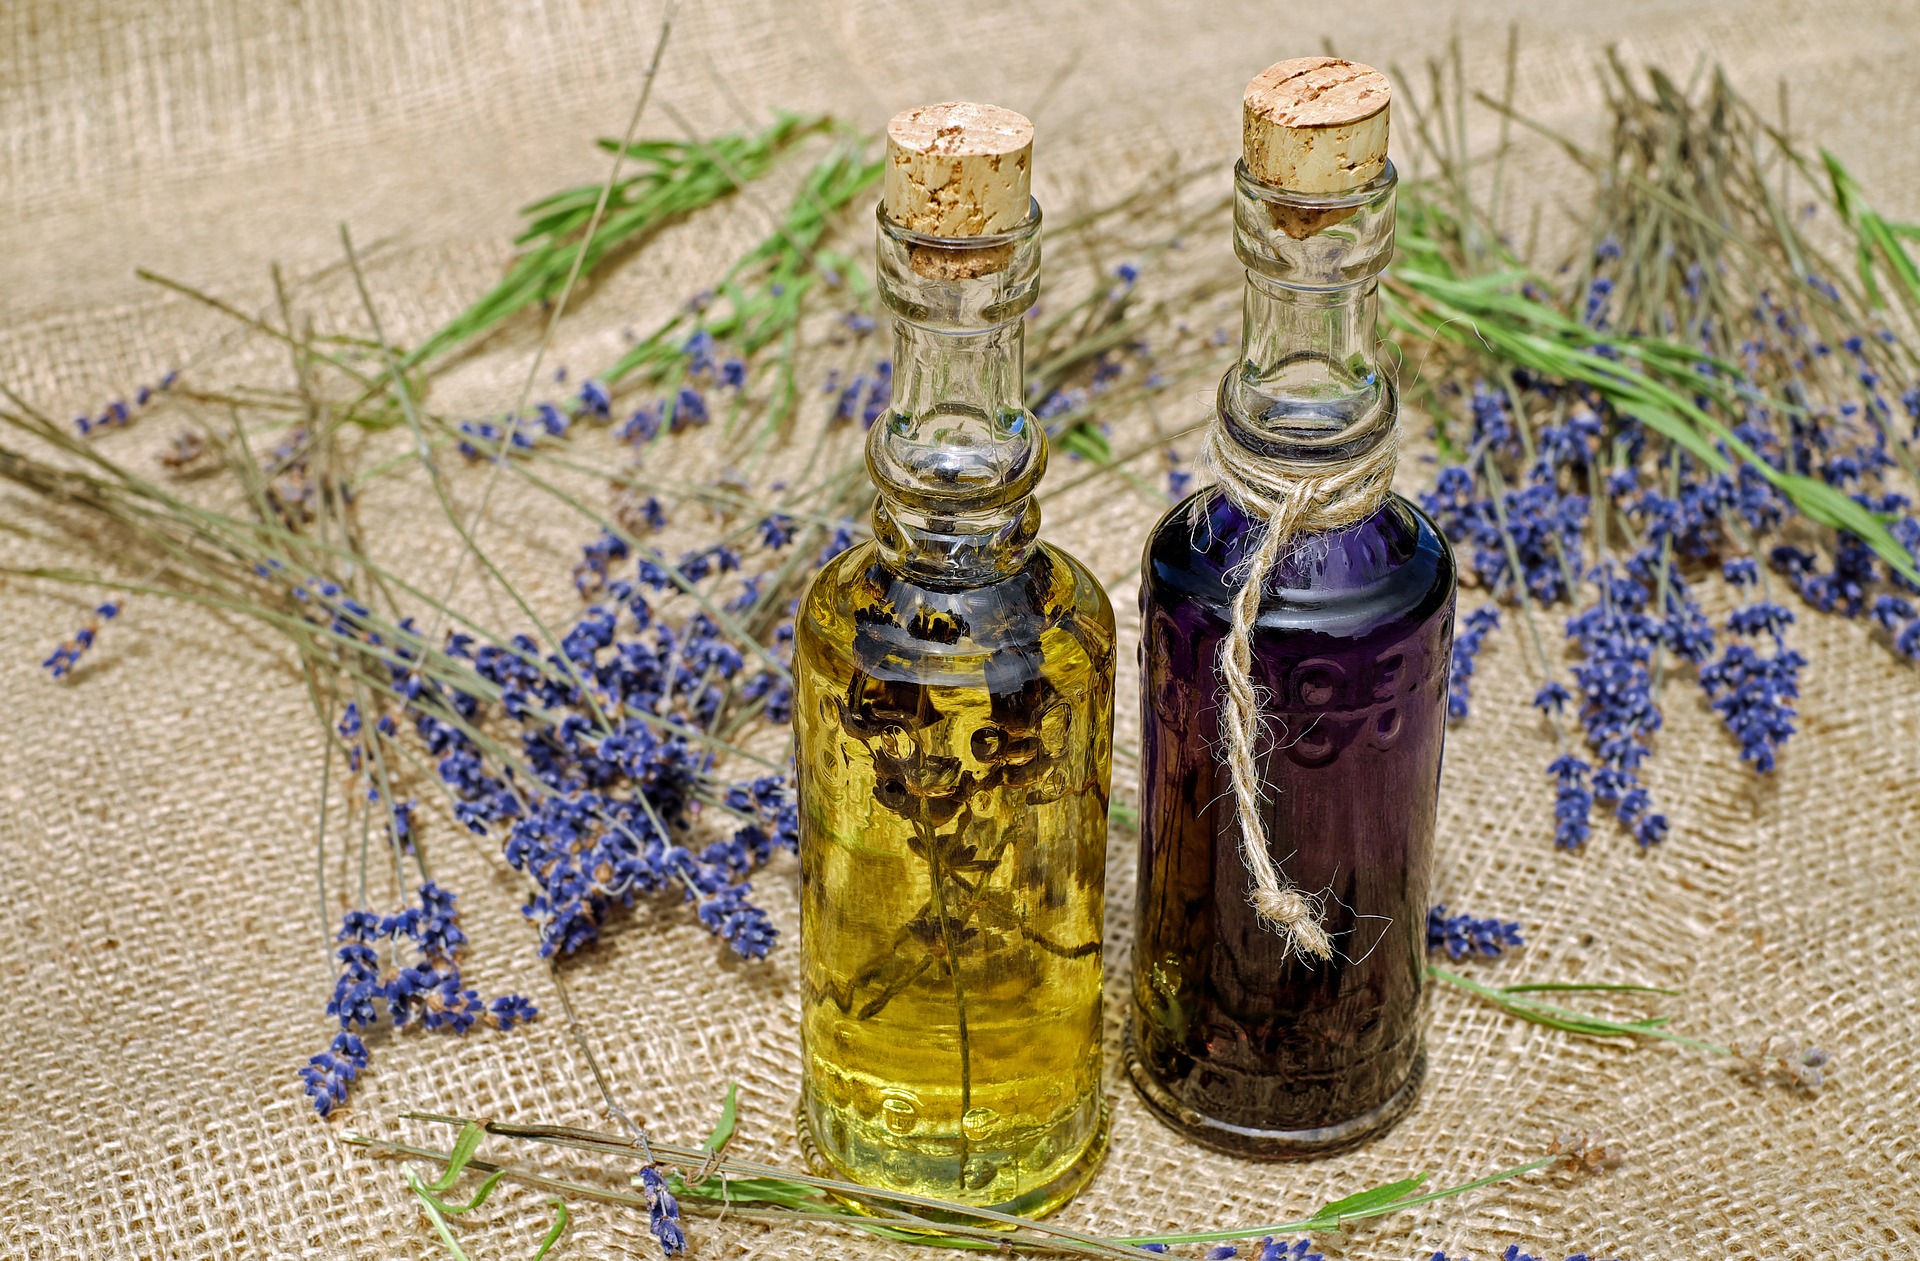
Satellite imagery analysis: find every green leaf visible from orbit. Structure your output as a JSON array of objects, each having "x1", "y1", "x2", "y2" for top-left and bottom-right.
[
  {"x1": 1390, "y1": 250, "x2": 1920, "y2": 586},
  {"x1": 407, "y1": 1167, "x2": 571, "y2": 1261},
  {"x1": 669, "y1": 1174, "x2": 828, "y2": 1210},
  {"x1": 531, "y1": 1199, "x2": 571, "y2": 1261},
  {"x1": 428, "y1": 1122, "x2": 489, "y2": 1195},
  {"x1": 426, "y1": 1170, "x2": 511, "y2": 1216},
  {"x1": 1428, "y1": 965, "x2": 1730, "y2": 1055},
  {"x1": 1054, "y1": 423, "x2": 1114, "y2": 464},
  {"x1": 1773, "y1": 472, "x2": 1919, "y2": 585},
  {"x1": 409, "y1": 1125, "x2": 509, "y2": 1217},
  {"x1": 1610, "y1": 399, "x2": 1727, "y2": 471},
  {"x1": 1824, "y1": 148, "x2": 1920, "y2": 310},
  {"x1": 407, "y1": 1168, "x2": 475, "y2": 1261},
  {"x1": 1300, "y1": 1175, "x2": 1428, "y2": 1231},
  {"x1": 407, "y1": 114, "x2": 825, "y2": 370},
  {"x1": 595, "y1": 139, "x2": 886, "y2": 432},
  {"x1": 703, "y1": 1083, "x2": 740, "y2": 1155}
]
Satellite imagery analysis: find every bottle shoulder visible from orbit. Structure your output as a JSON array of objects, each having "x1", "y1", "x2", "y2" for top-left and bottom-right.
[
  {"x1": 1142, "y1": 489, "x2": 1455, "y2": 637},
  {"x1": 799, "y1": 539, "x2": 1116, "y2": 686}
]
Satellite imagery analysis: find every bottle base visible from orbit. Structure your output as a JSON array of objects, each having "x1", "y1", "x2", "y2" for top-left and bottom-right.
[
  {"x1": 1122, "y1": 1025, "x2": 1425, "y2": 1160},
  {"x1": 794, "y1": 1092, "x2": 1110, "y2": 1222}
]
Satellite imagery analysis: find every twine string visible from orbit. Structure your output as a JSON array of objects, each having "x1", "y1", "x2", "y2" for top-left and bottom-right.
[{"x1": 1203, "y1": 415, "x2": 1400, "y2": 960}]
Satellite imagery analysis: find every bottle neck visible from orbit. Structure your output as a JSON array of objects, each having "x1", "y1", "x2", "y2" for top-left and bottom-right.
[
  {"x1": 868, "y1": 204, "x2": 1045, "y2": 587},
  {"x1": 1222, "y1": 160, "x2": 1398, "y2": 468},
  {"x1": 888, "y1": 317, "x2": 1027, "y2": 429}
]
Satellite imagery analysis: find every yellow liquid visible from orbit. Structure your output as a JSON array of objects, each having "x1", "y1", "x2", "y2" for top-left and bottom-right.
[{"x1": 793, "y1": 538, "x2": 1115, "y2": 1217}]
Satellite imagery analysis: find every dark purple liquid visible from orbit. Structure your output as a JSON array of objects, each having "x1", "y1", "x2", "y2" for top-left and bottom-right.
[{"x1": 1126, "y1": 488, "x2": 1455, "y2": 1157}]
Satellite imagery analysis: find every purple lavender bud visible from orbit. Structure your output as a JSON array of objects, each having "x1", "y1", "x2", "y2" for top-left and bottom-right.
[{"x1": 578, "y1": 379, "x2": 611, "y2": 417}]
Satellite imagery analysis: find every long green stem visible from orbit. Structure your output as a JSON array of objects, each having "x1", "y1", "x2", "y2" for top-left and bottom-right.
[
  {"x1": 414, "y1": 4, "x2": 680, "y2": 668},
  {"x1": 1430, "y1": 965, "x2": 1730, "y2": 1055},
  {"x1": 337, "y1": 223, "x2": 615, "y2": 733},
  {"x1": 365, "y1": 1114, "x2": 1565, "y2": 1257},
  {"x1": 920, "y1": 816, "x2": 974, "y2": 1179}
]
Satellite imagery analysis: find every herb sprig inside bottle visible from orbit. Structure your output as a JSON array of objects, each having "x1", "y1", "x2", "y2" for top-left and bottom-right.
[{"x1": 793, "y1": 101, "x2": 1117, "y2": 1218}]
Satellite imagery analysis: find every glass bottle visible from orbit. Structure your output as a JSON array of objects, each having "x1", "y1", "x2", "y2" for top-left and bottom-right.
[
  {"x1": 1125, "y1": 65, "x2": 1455, "y2": 1158},
  {"x1": 793, "y1": 104, "x2": 1114, "y2": 1216}
]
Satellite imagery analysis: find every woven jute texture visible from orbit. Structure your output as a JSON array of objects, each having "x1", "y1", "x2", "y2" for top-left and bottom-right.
[{"x1": 4, "y1": 2, "x2": 1919, "y2": 1258}]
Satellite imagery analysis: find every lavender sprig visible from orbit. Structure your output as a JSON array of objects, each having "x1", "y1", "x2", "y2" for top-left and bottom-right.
[
  {"x1": 1545, "y1": 753, "x2": 1594, "y2": 850},
  {"x1": 1447, "y1": 604, "x2": 1502, "y2": 720},
  {"x1": 1390, "y1": 52, "x2": 1920, "y2": 854},
  {"x1": 41, "y1": 601, "x2": 120, "y2": 679},
  {"x1": 357, "y1": 1107, "x2": 1579, "y2": 1261},
  {"x1": 309, "y1": 882, "x2": 538, "y2": 1117},
  {"x1": 1427, "y1": 905, "x2": 1526, "y2": 959},
  {"x1": 71, "y1": 370, "x2": 178, "y2": 436},
  {"x1": 1700, "y1": 602, "x2": 1806, "y2": 773},
  {"x1": 1428, "y1": 964, "x2": 1748, "y2": 1062},
  {"x1": 1564, "y1": 564, "x2": 1668, "y2": 848},
  {"x1": 638, "y1": 1166, "x2": 688, "y2": 1255}
]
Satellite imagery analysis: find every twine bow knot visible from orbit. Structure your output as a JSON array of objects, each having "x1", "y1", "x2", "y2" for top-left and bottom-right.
[{"x1": 1201, "y1": 416, "x2": 1401, "y2": 961}]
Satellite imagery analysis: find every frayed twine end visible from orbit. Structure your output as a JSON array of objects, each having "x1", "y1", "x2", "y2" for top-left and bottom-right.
[{"x1": 1249, "y1": 886, "x2": 1334, "y2": 959}]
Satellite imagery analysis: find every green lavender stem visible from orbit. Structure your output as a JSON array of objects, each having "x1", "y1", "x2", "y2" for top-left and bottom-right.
[
  {"x1": 919, "y1": 816, "x2": 975, "y2": 1178},
  {"x1": 356, "y1": 1112, "x2": 1567, "y2": 1258},
  {"x1": 1429, "y1": 965, "x2": 1731, "y2": 1055}
]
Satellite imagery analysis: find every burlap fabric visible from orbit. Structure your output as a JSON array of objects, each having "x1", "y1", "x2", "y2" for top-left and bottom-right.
[{"x1": 4, "y1": 2, "x2": 1918, "y2": 1257}]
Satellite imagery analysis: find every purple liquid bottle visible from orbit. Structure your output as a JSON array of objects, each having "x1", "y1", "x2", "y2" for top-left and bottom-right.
[{"x1": 1124, "y1": 59, "x2": 1455, "y2": 1157}]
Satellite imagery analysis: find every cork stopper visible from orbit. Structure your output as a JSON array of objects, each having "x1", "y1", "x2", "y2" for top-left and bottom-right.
[
  {"x1": 1242, "y1": 58, "x2": 1391, "y2": 238},
  {"x1": 884, "y1": 101, "x2": 1034, "y2": 279}
]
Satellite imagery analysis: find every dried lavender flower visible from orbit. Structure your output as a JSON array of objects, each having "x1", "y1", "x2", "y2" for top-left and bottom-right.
[
  {"x1": 1447, "y1": 605, "x2": 1502, "y2": 721},
  {"x1": 1427, "y1": 905, "x2": 1526, "y2": 959},
  {"x1": 42, "y1": 602, "x2": 120, "y2": 679},
  {"x1": 1730, "y1": 1032, "x2": 1832, "y2": 1091},
  {"x1": 638, "y1": 1166, "x2": 687, "y2": 1256},
  {"x1": 1547, "y1": 754, "x2": 1594, "y2": 849},
  {"x1": 1547, "y1": 1131, "x2": 1622, "y2": 1175},
  {"x1": 309, "y1": 883, "x2": 537, "y2": 1116},
  {"x1": 71, "y1": 370, "x2": 178, "y2": 436}
]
